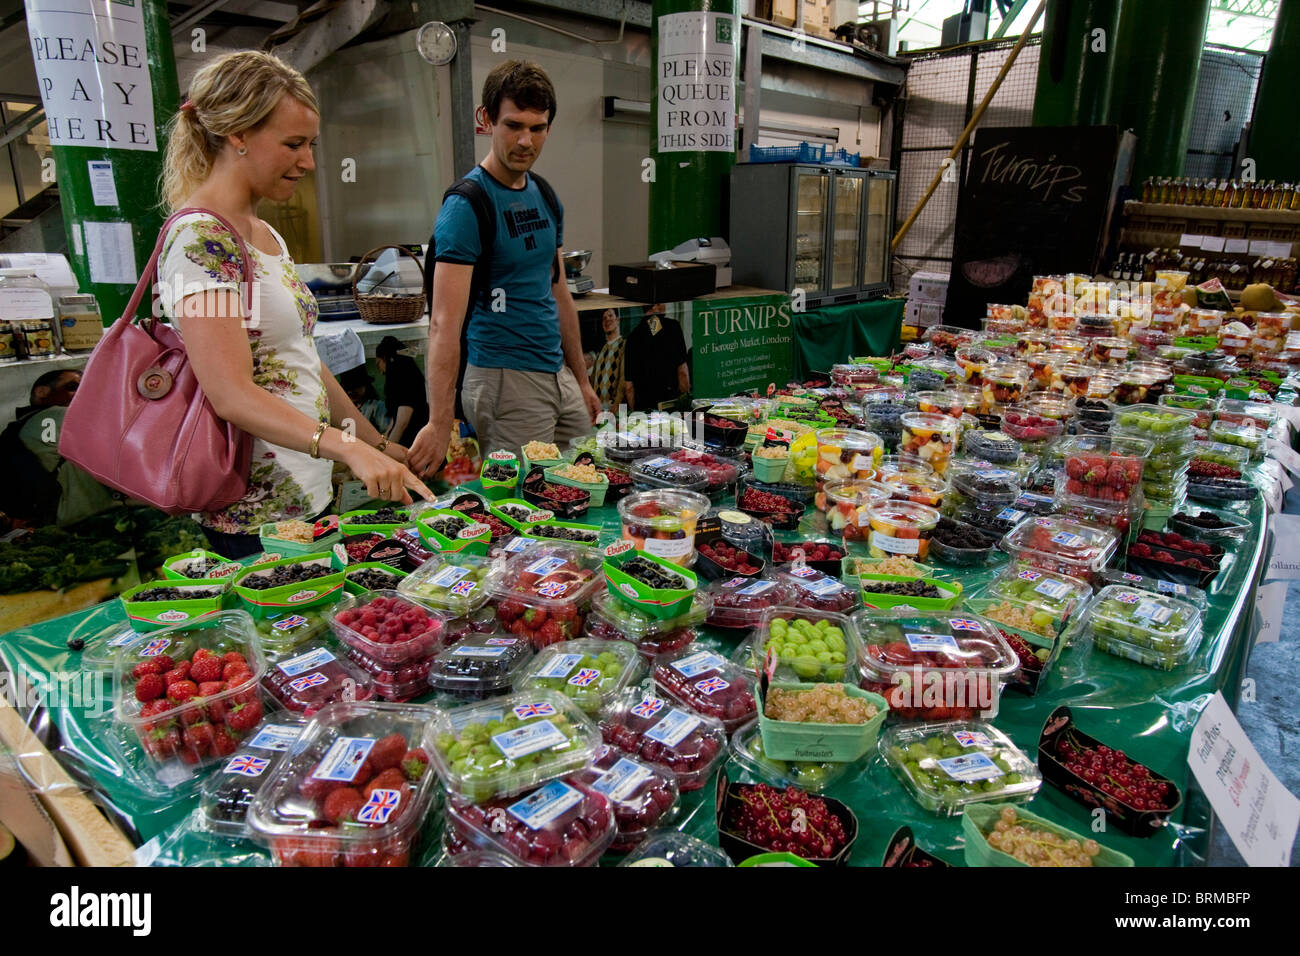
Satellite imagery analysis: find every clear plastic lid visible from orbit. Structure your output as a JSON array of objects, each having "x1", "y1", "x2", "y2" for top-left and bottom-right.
[
  {"x1": 752, "y1": 607, "x2": 859, "y2": 683},
  {"x1": 199, "y1": 716, "x2": 308, "y2": 838},
  {"x1": 341, "y1": 644, "x2": 436, "y2": 702},
  {"x1": 705, "y1": 574, "x2": 797, "y2": 629},
  {"x1": 773, "y1": 566, "x2": 861, "y2": 614},
  {"x1": 252, "y1": 605, "x2": 334, "y2": 658},
  {"x1": 1111, "y1": 404, "x2": 1196, "y2": 446},
  {"x1": 482, "y1": 541, "x2": 604, "y2": 614},
  {"x1": 1215, "y1": 398, "x2": 1276, "y2": 429},
  {"x1": 652, "y1": 647, "x2": 759, "y2": 733},
  {"x1": 265, "y1": 642, "x2": 375, "y2": 714},
  {"x1": 999, "y1": 515, "x2": 1119, "y2": 576},
  {"x1": 1097, "y1": 569, "x2": 1208, "y2": 609},
  {"x1": 878, "y1": 470, "x2": 948, "y2": 508},
  {"x1": 726, "y1": 723, "x2": 852, "y2": 794},
  {"x1": 572, "y1": 745, "x2": 681, "y2": 850},
  {"x1": 598, "y1": 686, "x2": 728, "y2": 789},
  {"x1": 855, "y1": 610, "x2": 1018, "y2": 683},
  {"x1": 518, "y1": 638, "x2": 643, "y2": 715},
  {"x1": 584, "y1": 589, "x2": 710, "y2": 660},
  {"x1": 617, "y1": 830, "x2": 735, "y2": 867},
  {"x1": 397, "y1": 552, "x2": 494, "y2": 616},
  {"x1": 247, "y1": 701, "x2": 440, "y2": 866},
  {"x1": 880, "y1": 721, "x2": 1042, "y2": 815},
  {"x1": 668, "y1": 446, "x2": 748, "y2": 492},
  {"x1": 987, "y1": 563, "x2": 1093, "y2": 621},
  {"x1": 426, "y1": 632, "x2": 534, "y2": 700},
  {"x1": 1058, "y1": 435, "x2": 1151, "y2": 502},
  {"x1": 962, "y1": 429, "x2": 1021, "y2": 463},
  {"x1": 1192, "y1": 439, "x2": 1251, "y2": 470},
  {"x1": 630, "y1": 455, "x2": 711, "y2": 492},
  {"x1": 616, "y1": 489, "x2": 711, "y2": 565},
  {"x1": 999, "y1": 406, "x2": 1065, "y2": 442},
  {"x1": 913, "y1": 391, "x2": 975, "y2": 420},
  {"x1": 866, "y1": 500, "x2": 942, "y2": 561},
  {"x1": 813, "y1": 427, "x2": 882, "y2": 481},
  {"x1": 1207, "y1": 418, "x2": 1264, "y2": 450},
  {"x1": 948, "y1": 463, "x2": 1021, "y2": 503},
  {"x1": 425, "y1": 689, "x2": 602, "y2": 802},
  {"x1": 1083, "y1": 585, "x2": 1203, "y2": 656},
  {"x1": 327, "y1": 590, "x2": 449, "y2": 665},
  {"x1": 444, "y1": 776, "x2": 617, "y2": 866},
  {"x1": 876, "y1": 454, "x2": 936, "y2": 481}
]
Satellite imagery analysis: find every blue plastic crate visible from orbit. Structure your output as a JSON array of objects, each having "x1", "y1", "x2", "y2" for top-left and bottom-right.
[{"x1": 747, "y1": 143, "x2": 826, "y2": 164}]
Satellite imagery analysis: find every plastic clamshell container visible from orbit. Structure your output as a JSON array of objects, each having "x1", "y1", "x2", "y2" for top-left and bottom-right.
[
  {"x1": 198, "y1": 716, "x2": 308, "y2": 838},
  {"x1": 773, "y1": 565, "x2": 861, "y2": 614},
  {"x1": 252, "y1": 606, "x2": 333, "y2": 660},
  {"x1": 598, "y1": 686, "x2": 728, "y2": 790},
  {"x1": 880, "y1": 720, "x2": 1042, "y2": 814},
  {"x1": 987, "y1": 563, "x2": 1092, "y2": 623},
  {"x1": 342, "y1": 563, "x2": 408, "y2": 596},
  {"x1": 584, "y1": 589, "x2": 709, "y2": 661},
  {"x1": 1083, "y1": 586, "x2": 1202, "y2": 667},
  {"x1": 1192, "y1": 439, "x2": 1251, "y2": 471},
  {"x1": 1167, "y1": 510, "x2": 1250, "y2": 541},
  {"x1": 337, "y1": 509, "x2": 412, "y2": 536},
  {"x1": 231, "y1": 554, "x2": 346, "y2": 618},
  {"x1": 653, "y1": 647, "x2": 758, "y2": 734},
  {"x1": 855, "y1": 610, "x2": 1019, "y2": 721},
  {"x1": 616, "y1": 488, "x2": 710, "y2": 566},
  {"x1": 1111, "y1": 403, "x2": 1196, "y2": 445},
  {"x1": 247, "y1": 701, "x2": 439, "y2": 867},
  {"x1": 668, "y1": 446, "x2": 749, "y2": 501},
  {"x1": 426, "y1": 689, "x2": 602, "y2": 803},
  {"x1": 572, "y1": 745, "x2": 680, "y2": 852},
  {"x1": 517, "y1": 638, "x2": 643, "y2": 715},
  {"x1": 618, "y1": 830, "x2": 735, "y2": 867},
  {"x1": 113, "y1": 610, "x2": 268, "y2": 772},
  {"x1": 1207, "y1": 419, "x2": 1265, "y2": 457},
  {"x1": 162, "y1": 549, "x2": 240, "y2": 582},
  {"x1": 482, "y1": 541, "x2": 603, "y2": 619},
  {"x1": 426, "y1": 632, "x2": 534, "y2": 701},
  {"x1": 264, "y1": 641, "x2": 375, "y2": 714},
  {"x1": 630, "y1": 454, "x2": 710, "y2": 494},
  {"x1": 866, "y1": 500, "x2": 942, "y2": 561},
  {"x1": 396, "y1": 552, "x2": 493, "y2": 617},
  {"x1": 752, "y1": 606, "x2": 860, "y2": 683},
  {"x1": 443, "y1": 776, "x2": 616, "y2": 866},
  {"x1": 727, "y1": 722, "x2": 852, "y2": 794},
  {"x1": 999, "y1": 515, "x2": 1119, "y2": 580},
  {"x1": 757, "y1": 682, "x2": 888, "y2": 762},
  {"x1": 704, "y1": 574, "x2": 796, "y2": 629},
  {"x1": 961, "y1": 803, "x2": 1134, "y2": 867},
  {"x1": 327, "y1": 590, "x2": 449, "y2": 665},
  {"x1": 340, "y1": 644, "x2": 437, "y2": 702},
  {"x1": 119, "y1": 580, "x2": 228, "y2": 632},
  {"x1": 519, "y1": 520, "x2": 602, "y2": 550},
  {"x1": 1215, "y1": 397, "x2": 1277, "y2": 430}
]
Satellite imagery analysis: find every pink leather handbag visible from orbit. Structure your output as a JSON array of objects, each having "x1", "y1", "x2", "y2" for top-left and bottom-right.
[{"x1": 58, "y1": 208, "x2": 254, "y2": 515}]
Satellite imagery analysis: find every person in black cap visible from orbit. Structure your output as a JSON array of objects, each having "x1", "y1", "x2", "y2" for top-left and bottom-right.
[{"x1": 375, "y1": 336, "x2": 429, "y2": 449}]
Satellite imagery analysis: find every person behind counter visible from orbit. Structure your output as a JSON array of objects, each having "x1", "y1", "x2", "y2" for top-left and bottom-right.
[
  {"x1": 590, "y1": 308, "x2": 627, "y2": 411},
  {"x1": 157, "y1": 50, "x2": 432, "y2": 557},
  {"x1": 15, "y1": 369, "x2": 80, "y2": 419},
  {"x1": 375, "y1": 335, "x2": 429, "y2": 449},
  {"x1": 408, "y1": 60, "x2": 600, "y2": 473},
  {"x1": 625, "y1": 303, "x2": 690, "y2": 411}
]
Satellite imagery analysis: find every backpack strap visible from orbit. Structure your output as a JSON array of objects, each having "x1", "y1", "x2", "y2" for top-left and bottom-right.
[
  {"x1": 528, "y1": 171, "x2": 564, "y2": 285},
  {"x1": 427, "y1": 177, "x2": 496, "y2": 310}
]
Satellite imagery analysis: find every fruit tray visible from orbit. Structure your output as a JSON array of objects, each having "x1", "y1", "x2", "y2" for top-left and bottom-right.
[
  {"x1": 397, "y1": 552, "x2": 493, "y2": 617},
  {"x1": 1097, "y1": 569, "x2": 1207, "y2": 609},
  {"x1": 596, "y1": 463, "x2": 634, "y2": 502},
  {"x1": 774, "y1": 565, "x2": 860, "y2": 614},
  {"x1": 1215, "y1": 397, "x2": 1277, "y2": 430},
  {"x1": 986, "y1": 563, "x2": 1091, "y2": 625},
  {"x1": 880, "y1": 720, "x2": 1042, "y2": 815},
  {"x1": 857, "y1": 574, "x2": 962, "y2": 611},
  {"x1": 1167, "y1": 509, "x2": 1250, "y2": 541},
  {"x1": 1083, "y1": 585, "x2": 1203, "y2": 667},
  {"x1": 520, "y1": 466, "x2": 592, "y2": 519},
  {"x1": 1207, "y1": 419, "x2": 1265, "y2": 459},
  {"x1": 119, "y1": 580, "x2": 228, "y2": 632},
  {"x1": 727, "y1": 723, "x2": 852, "y2": 794},
  {"x1": 334, "y1": 532, "x2": 390, "y2": 567},
  {"x1": 427, "y1": 690, "x2": 602, "y2": 803},
  {"x1": 426, "y1": 632, "x2": 533, "y2": 702},
  {"x1": 749, "y1": 607, "x2": 859, "y2": 683},
  {"x1": 603, "y1": 546, "x2": 698, "y2": 620},
  {"x1": 114, "y1": 611, "x2": 269, "y2": 772},
  {"x1": 572, "y1": 745, "x2": 681, "y2": 852},
  {"x1": 1187, "y1": 476, "x2": 1258, "y2": 502},
  {"x1": 693, "y1": 533, "x2": 765, "y2": 581},
  {"x1": 618, "y1": 830, "x2": 735, "y2": 867},
  {"x1": 480, "y1": 450, "x2": 521, "y2": 499},
  {"x1": 343, "y1": 562, "x2": 408, "y2": 596},
  {"x1": 928, "y1": 516, "x2": 999, "y2": 567},
  {"x1": 584, "y1": 589, "x2": 709, "y2": 662},
  {"x1": 483, "y1": 543, "x2": 604, "y2": 649},
  {"x1": 232, "y1": 555, "x2": 347, "y2": 618},
  {"x1": 813, "y1": 426, "x2": 881, "y2": 483},
  {"x1": 162, "y1": 549, "x2": 241, "y2": 582},
  {"x1": 705, "y1": 574, "x2": 796, "y2": 629},
  {"x1": 877, "y1": 470, "x2": 948, "y2": 509},
  {"x1": 198, "y1": 717, "x2": 307, "y2": 838},
  {"x1": 962, "y1": 428, "x2": 1021, "y2": 464},
  {"x1": 855, "y1": 610, "x2": 1018, "y2": 721},
  {"x1": 257, "y1": 518, "x2": 341, "y2": 557},
  {"x1": 490, "y1": 499, "x2": 554, "y2": 533},
  {"x1": 899, "y1": 411, "x2": 960, "y2": 475},
  {"x1": 820, "y1": 480, "x2": 891, "y2": 540},
  {"x1": 866, "y1": 500, "x2": 942, "y2": 562},
  {"x1": 653, "y1": 647, "x2": 758, "y2": 733},
  {"x1": 668, "y1": 446, "x2": 748, "y2": 502},
  {"x1": 416, "y1": 509, "x2": 493, "y2": 555},
  {"x1": 999, "y1": 515, "x2": 1119, "y2": 581},
  {"x1": 545, "y1": 462, "x2": 610, "y2": 508},
  {"x1": 961, "y1": 803, "x2": 1134, "y2": 867},
  {"x1": 252, "y1": 606, "x2": 332, "y2": 661},
  {"x1": 337, "y1": 508, "x2": 413, "y2": 536},
  {"x1": 340, "y1": 644, "x2": 436, "y2": 702},
  {"x1": 757, "y1": 682, "x2": 888, "y2": 762},
  {"x1": 629, "y1": 454, "x2": 709, "y2": 495},
  {"x1": 880, "y1": 826, "x2": 953, "y2": 868},
  {"x1": 617, "y1": 488, "x2": 710, "y2": 566},
  {"x1": 517, "y1": 638, "x2": 643, "y2": 715},
  {"x1": 1126, "y1": 538, "x2": 1222, "y2": 589},
  {"x1": 1057, "y1": 434, "x2": 1151, "y2": 503},
  {"x1": 1111, "y1": 404, "x2": 1196, "y2": 450},
  {"x1": 770, "y1": 539, "x2": 845, "y2": 575},
  {"x1": 715, "y1": 775, "x2": 858, "y2": 866},
  {"x1": 735, "y1": 477, "x2": 809, "y2": 531},
  {"x1": 699, "y1": 408, "x2": 750, "y2": 450},
  {"x1": 599, "y1": 687, "x2": 727, "y2": 789},
  {"x1": 327, "y1": 590, "x2": 448, "y2": 665},
  {"x1": 966, "y1": 603, "x2": 1060, "y2": 696},
  {"x1": 1192, "y1": 438, "x2": 1251, "y2": 472},
  {"x1": 247, "y1": 702, "x2": 439, "y2": 867},
  {"x1": 1038, "y1": 706, "x2": 1184, "y2": 838},
  {"x1": 521, "y1": 520, "x2": 602, "y2": 548},
  {"x1": 264, "y1": 641, "x2": 375, "y2": 714}
]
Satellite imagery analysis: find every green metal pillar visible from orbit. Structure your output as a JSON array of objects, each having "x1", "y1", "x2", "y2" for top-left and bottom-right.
[
  {"x1": 648, "y1": 0, "x2": 739, "y2": 254},
  {"x1": 25, "y1": 0, "x2": 180, "y2": 322},
  {"x1": 1033, "y1": 0, "x2": 1123, "y2": 127},
  {"x1": 1106, "y1": 0, "x2": 1210, "y2": 185},
  {"x1": 1249, "y1": 0, "x2": 1300, "y2": 181}
]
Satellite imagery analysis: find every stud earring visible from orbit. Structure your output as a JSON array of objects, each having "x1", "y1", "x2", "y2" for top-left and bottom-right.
[{"x1": 237, "y1": 146, "x2": 247, "y2": 156}]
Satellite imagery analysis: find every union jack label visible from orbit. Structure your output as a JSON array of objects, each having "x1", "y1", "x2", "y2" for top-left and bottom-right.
[
  {"x1": 568, "y1": 668, "x2": 601, "y2": 687},
  {"x1": 949, "y1": 618, "x2": 982, "y2": 631},
  {"x1": 1116, "y1": 591, "x2": 1140, "y2": 604},
  {"x1": 139, "y1": 638, "x2": 171, "y2": 657},
  {"x1": 450, "y1": 580, "x2": 477, "y2": 596},
  {"x1": 1016, "y1": 570, "x2": 1043, "y2": 581},
  {"x1": 632, "y1": 696, "x2": 664, "y2": 718},
  {"x1": 537, "y1": 581, "x2": 569, "y2": 598},
  {"x1": 224, "y1": 755, "x2": 269, "y2": 777},
  {"x1": 694, "y1": 676, "x2": 729, "y2": 695},
  {"x1": 513, "y1": 701, "x2": 557, "y2": 719},
  {"x1": 289, "y1": 672, "x2": 330, "y2": 692},
  {"x1": 358, "y1": 788, "x2": 402, "y2": 824}
]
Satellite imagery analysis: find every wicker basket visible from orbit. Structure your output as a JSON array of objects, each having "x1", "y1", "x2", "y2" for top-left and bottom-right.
[{"x1": 352, "y1": 244, "x2": 426, "y2": 324}]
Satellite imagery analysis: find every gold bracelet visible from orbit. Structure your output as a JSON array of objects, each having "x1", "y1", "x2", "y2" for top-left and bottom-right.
[
  {"x1": 309, "y1": 421, "x2": 328, "y2": 459},
  {"x1": 376, "y1": 436, "x2": 389, "y2": 453}
]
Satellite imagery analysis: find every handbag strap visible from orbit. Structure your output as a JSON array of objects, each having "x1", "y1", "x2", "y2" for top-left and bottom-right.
[{"x1": 117, "y1": 206, "x2": 257, "y2": 338}]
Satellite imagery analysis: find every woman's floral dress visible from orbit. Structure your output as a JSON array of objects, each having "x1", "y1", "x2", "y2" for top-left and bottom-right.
[{"x1": 159, "y1": 213, "x2": 332, "y2": 533}]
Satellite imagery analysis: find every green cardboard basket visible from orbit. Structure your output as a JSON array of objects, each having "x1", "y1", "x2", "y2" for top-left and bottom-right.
[
  {"x1": 840, "y1": 556, "x2": 937, "y2": 589},
  {"x1": 961, "y1": 803, "x2": 1134, "y2": 867},
  {"x1": 337, "y1": 509, "x2": 413, "y2": 536},
  {"x1": 545, "y1": 463, "x2": 609, "y2": 508},
  {"x1": 521, "y1": 519, "x2": 602, "y2": 548},
  {"x1": 162, "y1": 549, "x2": 241, "y2": 582},
  {"x1": 858, "y1": 574, "x2": 963, "y2": 611},
  {"x1": 231, "y1": 554, "x2": 346, "y2": 619},
  {"x1": 603, "y1": 546, "x2": 697, "y2": 620},
  {"x1": 757, "y1": 682, "x2": 889, "y2": 762},
  {"x1": 737, "y1": 853, "x2": 818, "y2": 867},
  {"x1": 489, "y1": 498, "x2": 554, "y2": 533},
  {"x1": 481, "y1": 450, "x2": 522, "y2": 501},
  {"x1": 257, "y1": 522, "x2": 341, "y2": 557},
  {"x1": 341, "y1": 561, "x2": 409, "y2": 596},
  {"x1": 416, "y1": 509, "x2": 491, "y2": 556},
  {"x1": 119, "y1": 580, "x2": 229, "y2": 632}
]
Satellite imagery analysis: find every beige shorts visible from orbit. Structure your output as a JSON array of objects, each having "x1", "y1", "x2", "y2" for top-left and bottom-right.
[{"x1": 462, "y1": 364, "x2": 593, "y2": 459}]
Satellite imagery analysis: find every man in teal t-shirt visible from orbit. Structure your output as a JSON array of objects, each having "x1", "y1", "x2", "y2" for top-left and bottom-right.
[{"x1": 408, "y1": 61, "x2": 601, "y2": 474}]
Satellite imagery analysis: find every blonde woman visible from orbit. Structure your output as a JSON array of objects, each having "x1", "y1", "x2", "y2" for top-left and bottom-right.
[{"x1": 159, "y1": 51, "x2": 431, "y2": 557}]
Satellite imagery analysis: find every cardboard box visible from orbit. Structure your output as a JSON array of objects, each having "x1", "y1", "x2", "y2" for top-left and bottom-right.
[
  {"x1": 58, "y1": 314, "x2": 104, "y2": 352},
  {"x1": 608, "y1": 261, "x2": 717, "y2": 303},
  {"x1": 905, "y1": 299, "x2": 944, "y2": 329},
  {"x1": 908, "y1": 270, "x2": 950, "y2": 304},
  {"x1": 771, "y1": 0, "x2": 796, "y2": 27}
]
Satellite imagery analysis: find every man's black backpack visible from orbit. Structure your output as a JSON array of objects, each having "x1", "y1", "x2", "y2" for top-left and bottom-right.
[
  {"x1": 425, "y1": 169, "x2": 562, "y2": 420},
  {"x1": 0, "y1": 411, "x2": 62, "y2": 525}
]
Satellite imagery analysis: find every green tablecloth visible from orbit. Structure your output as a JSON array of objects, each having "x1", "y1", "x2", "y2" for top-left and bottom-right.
[
  {"x1": 792, "y1": 299, "x2": 905, "y2": 380},
  {"x1": 0, "y1": 490, "x2": 1267, "y2": 867}
]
